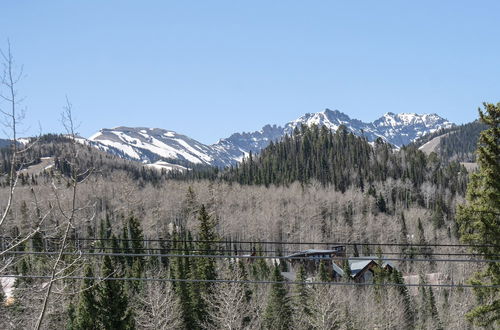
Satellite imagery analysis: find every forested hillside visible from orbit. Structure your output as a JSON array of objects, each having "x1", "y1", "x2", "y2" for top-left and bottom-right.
[
  {"x1": 414, "y1": 120, "x2": 487, "y2": 162},
  {"x1": 0, "y1": 121, "x2": 488, "y2": 329},
  {"x1": 1, "y1": 2, "x2": 498, "y2": 327}
]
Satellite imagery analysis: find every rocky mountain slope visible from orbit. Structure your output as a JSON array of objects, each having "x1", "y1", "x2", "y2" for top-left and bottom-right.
[
  {"x1": 415, "y1": 120, "x2": 485, "y2": 163},
  {"x1": 87, "y1": 109, "x2": 454, "y2": 168}
]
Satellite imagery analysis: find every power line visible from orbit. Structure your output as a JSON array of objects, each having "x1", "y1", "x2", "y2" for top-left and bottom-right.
[
  {"x1": 1, "y1": 236, "x2": 498, "y2": 248},
  {"x1": 3, "y1": 274, "x2": 499, "y2": 289},
  {"x1": 4, "y1": 245, "x2": 498, "y2": 258},
  {"x1": 4, "y1": 250, "x2": 500, "y2": 263}
]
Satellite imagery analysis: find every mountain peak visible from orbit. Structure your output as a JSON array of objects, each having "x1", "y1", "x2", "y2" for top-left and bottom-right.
[{"x1": 86, "y1": 109, "x2": 455, "y2": 169}]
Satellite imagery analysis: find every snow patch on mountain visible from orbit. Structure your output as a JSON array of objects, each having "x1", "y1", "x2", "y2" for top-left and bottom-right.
[{"x1": 87, "y1": 110, "x2": 455, "y2": 169}]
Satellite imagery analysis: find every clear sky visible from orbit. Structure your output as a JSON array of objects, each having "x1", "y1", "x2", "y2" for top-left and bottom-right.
[{"x1": 1, "y1": 1, "x2": 499, "y2": 144}]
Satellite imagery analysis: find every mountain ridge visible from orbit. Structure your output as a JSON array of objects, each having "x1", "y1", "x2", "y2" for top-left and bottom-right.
[{"x1": 87, "y1": 109, "x2": 455, "y2": 168}]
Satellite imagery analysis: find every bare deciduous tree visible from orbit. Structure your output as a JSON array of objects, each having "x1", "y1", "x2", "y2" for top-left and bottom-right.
[
  {"x1": 202, "y1": 264, "x2": 252, "y2": 330},
  {"x1": 306, "y1": 286, "x2": 343, "y2": 330},
  {"x1": 134, "y1": 276, "x2": 183, "y2": 329},
  {"x1": 35, "y1": 99, "x2": 93, "y2": 330},
  {"x1": 0, "y1": 41, "x2": 50, "y2": 273},
  {"x1": 0, "y1": 40, "x2": 24, "y2": 229}
]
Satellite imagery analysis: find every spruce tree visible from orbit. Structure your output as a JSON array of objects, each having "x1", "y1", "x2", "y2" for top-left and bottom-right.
[
  {"x1": 427, "y1": 287, "x2": 443, "y2": 330},
  {"x1": 318, "y1": 260, "x2": 330, "y2": 282},
  {"x1": 376, "y1": 193, "x2": 387, "y2": 213},
  {"x1": 170, "y1": 230, "x2": 195, "y2": 329},
  {"x1": 252, "y1": 244, "x2": 270, "y2": 280},
  {"x1": 66, "y1": 302, "x2": 76, "y2": 330},
  {"x1": 97, "y1": 255, "x2": 135, "y2": 329},
  {"x1": 294, "y1": 264, "x2": 310, "y2": 316},
  {"x1": 190, "y1": 204, "x2": 218, "y2": 326},
  {"x1": 196, "y1": 204, "x2": 217, "y2": 285},
  {"x1": 264, "y1": 265, "x2": 292, "y2": 330},
  {"x1": 391, "y1": 269, "x2": 414, "y2": 326},
  {"x1": 456, "y1": 103, "x2": 500, "y2": 326},
  {"x1": 73, "y1": 265, "x2": 98, "y2": 330},
  {"x1": 342, "y1": 259, "x2": 352, "y2": 281}
]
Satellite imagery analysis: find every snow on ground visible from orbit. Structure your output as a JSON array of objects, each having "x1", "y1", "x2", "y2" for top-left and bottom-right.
[
  {"x1": 145, "y1": 161, "x2": 186, "y2": 172},
  {"x1": 418, "y1": 134, "x2": 448, "y2": 155},
  {"x1": 88, "y1": 131, "x2": 102, "y2": 141},
  {"x1": 147, "y1": 136, "x2": 203, "y2": 164},
  {"x1": 174, "y1": 138, "x2": 213, "y2": 163},
  {"x1": 1, "y1": 277, "x2": 15, "y2": 304},
  {"x1": 18, "y1": 157, "x2": 54, "y2": 175},
  {"x1": 94, "y1": 138, "x2": 141, "y2": 160}
]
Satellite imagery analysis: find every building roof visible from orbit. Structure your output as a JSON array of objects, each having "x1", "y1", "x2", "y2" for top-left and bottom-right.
[
  {"x1": 349, "y1": 259, "x2": 375, "y2": 276},
  {"x1": 281, "y1": 272, "x2": 296, "y2": 282},
  {"x1": 332, "y1": 263, "x2": 344, "y2": 277},
  {"x1": 286, "y1": 247, "x2": 344, "y2": 258},
  {"x1": 331, "y1": 257, "x2": 395, "y2": 278}
]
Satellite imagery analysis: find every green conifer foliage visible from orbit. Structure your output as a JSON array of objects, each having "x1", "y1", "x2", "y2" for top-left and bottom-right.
[
  {"x1": 456, "y1": 103, "x2": 500, "y2": 326},
  {"x1": 391, "y1": 269, "x2": 414, "y2": 327},
  {"x1": 317, "y1": 260, "x2": 330, "y2": 282},
  {"x1": 376, "y1": 193, "x2": 387, "y2": 213},
  {"x1": 427, "y1": 287, "x2": 443, "y2": 330},
  {"x1": 97, "y1": 255, "x2": 135, "y2": 329},
  {"x1": 73, "y1": 265, "x2": 98, "y2": 330},
  {"x1": 252, "y1": 244, "x2": 271, "y2": 280},
  {"x1": 294, "y1": 264, "x2": 310, "y2": 316},
  {"x1": 66, "y1": 302, "x2": 76, "y2": 330},
  {"x1": 342, "y1": 259, "x2": 352, "y2": 281},
  {"x1": 196, "y1": 204, "x2": 217, "y2": 285},
  {"x1": 264, "y1": 265, "x2": 292, "y2": 330},
  {"x1": 189, "y1": 204, "x2": 219, "y2": 327}
]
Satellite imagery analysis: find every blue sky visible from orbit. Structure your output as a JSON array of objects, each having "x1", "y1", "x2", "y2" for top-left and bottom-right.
[{"x1": 1, "y1": 1, "x2": 499, "y2": 144}]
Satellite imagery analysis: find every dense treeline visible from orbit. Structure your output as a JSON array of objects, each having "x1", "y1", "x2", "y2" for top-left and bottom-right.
[
  {"x1": 0, "y1": 134, "x2": 169, "y2": 187},
  {"x1": 0, "y1": 123, "x2": 489, "y2": 329},
  {"x1": 4, "y1": 203, "x2": 473, "y2": 330},
  {"x1": 224, "y1": 125, "x2": 469, "y2": 194},
  {"x1": 439, "y1": 121, "x2": 487, "y2": 162},
  {"x1": 411, "y1": 120, "x2": 487, "y2": 162},
  {"x1": 172, "y1": 125, "x2": 470, "y2": 203}
]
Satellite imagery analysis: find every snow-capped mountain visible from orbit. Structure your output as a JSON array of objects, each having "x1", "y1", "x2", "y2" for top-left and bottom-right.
[
  {"x1": 88, "y1": 127, "x2": 216, "y2": 166},
  {"x1": 371, "y1": 112, "x2": 454, "y2": 147},
  {"x1": 285, "y1": 110, "x2": 454, "y2": 146},
  {"x1": 87, "y1": 110, "x2": 454, "y2": 168}
]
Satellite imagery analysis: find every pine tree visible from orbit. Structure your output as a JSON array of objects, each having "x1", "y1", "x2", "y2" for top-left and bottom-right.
[
  {"x1": 456, "y1": 103, "x2": 500, "y2": 326},
  {"x1": 252, "y1": 244, "x2": 270, "y2": 280},
  {"x1": 182, "y1": 186, "x2": 198, "y2": 220},
  {"x1": 391, "y1": 269, "x2": 414, "y2": 327},
  {"x1": 66, "y1": 302, "x2": 76, "y2": 330},
  {"x1": 264, "y1": 265, "x2": 292, "y2": 330},
  {"x1": 170, "y1": 230, "x2": 196, "y2": 329},
  {"x1": 128, "y1": 214, "x2": 144, "y2": 255},
  {"x1": 318, "y1": 260, "x2": 330, "y2": 282},
  {"x1": 97, "y1": 255, "x2": 135, "y2": 329},
  {"x1": 191, "y1": 204, "x2": 218, "y2": 326},
  {"x1": 237, "y1": 260, "x2": 252, "y2": 303},
  {"x1": 196, "y1": 204, "x2": 217, "y2": 285},
  {"x1": 376, "y1": 193, "x2": 387, "y2": 213},
  {"x1": 294, "y1": 264, "x2": 310, "y2": 316},
  {"x1": 427, "y1": 287, "x2": 443, "y2": 330},
  {"x1": 127, "y1": 214, "x2": 144, "y2": 293},
  {"x1": 342, "y1": 259, "x2": 352, "y2": 281},
  {"x1": 73, "y1": 265, "x2": 99, "y2": 330}
]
